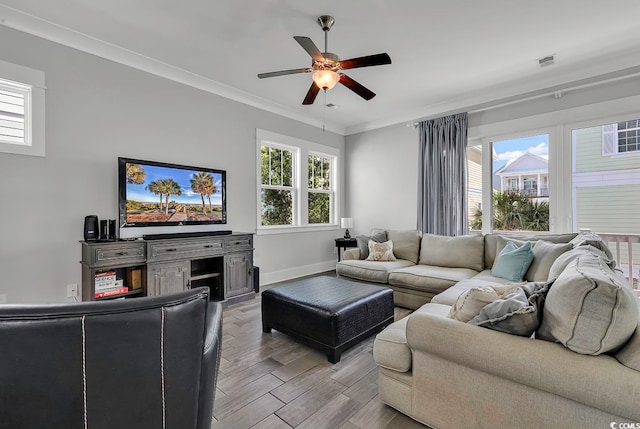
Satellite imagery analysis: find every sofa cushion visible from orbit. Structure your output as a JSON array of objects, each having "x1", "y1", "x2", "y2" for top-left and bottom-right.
[
  {"x1": 386, "y1": 229, "x2": 421, "y2": 264},
  {"x1": 472, "y1": 270, "x2": 516, "y2": 284},
  {"x1": 366, "y1": 240, "x2": 396, "y2": 261},
  {"x1": 491, "y1": 241, "x2": 534, "y2": 282},
  {"x1": 419, "y1": 234, "x2": 484, "y2": 271},
  {"x1": 388, "y1": 265, "x2": 478, "y2": 295},
  {"x1": 484, "y1": 233, "x2": 577, "y2": 270},
  {"x1": 373, "y1": 303, "x2": 450, "y2": 372},
  {"x1": 525, "y1": 240, "x2": 573, "y2": 282},
  {"x1": 616, "y1": 300, "x2": 640, "y2": 371},
  {"x1": 336, "y1": 259, "x2": 415, "y2": 283},
  {"x1": 356, "y1": 231, "x2": 387, "y2": 260},
  {"x1": 538, "y1": 253, "x2": 639, "y2": 355},
  {"x1": 469, "y1": 281, "x2": 550, "y2": 337}
]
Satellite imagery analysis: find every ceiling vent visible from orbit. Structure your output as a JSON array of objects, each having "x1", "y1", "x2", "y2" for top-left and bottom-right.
[{"x1": 538, "y1": 55, "x2": 555, "y2": 67}]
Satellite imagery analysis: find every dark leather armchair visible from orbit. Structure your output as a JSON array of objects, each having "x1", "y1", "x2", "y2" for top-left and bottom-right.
[{"x1": 0, "y1": 287, "x2": 222, "y2": 429}]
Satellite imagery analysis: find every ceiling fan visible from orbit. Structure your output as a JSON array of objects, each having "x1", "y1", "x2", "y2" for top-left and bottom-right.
[{"x1": 257, "y1": 15, "x2": 392, "y2": 105}]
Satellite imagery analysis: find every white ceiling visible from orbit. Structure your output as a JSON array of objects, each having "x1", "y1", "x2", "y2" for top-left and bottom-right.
[{"x1": 1, "y1": 0, "x2": 640, "y2": 135}]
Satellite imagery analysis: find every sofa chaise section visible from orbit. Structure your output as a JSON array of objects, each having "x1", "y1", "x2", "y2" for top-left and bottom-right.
[
  {"x1": 403, "y1": 306, "x2": 640, "y2": 428},
  {"x1": 372, "y1": 233, "x2": 640, "y2": 428}
]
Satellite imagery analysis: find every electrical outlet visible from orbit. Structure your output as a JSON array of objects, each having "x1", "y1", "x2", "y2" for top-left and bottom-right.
[
  {"x1": 67, "y1": 284, "x2": 78, "y2": 298},
  {"x1": 0, "y1": 294, "x2": 6, "y2": 304}
]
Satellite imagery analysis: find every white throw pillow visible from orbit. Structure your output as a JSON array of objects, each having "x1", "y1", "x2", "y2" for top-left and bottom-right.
[
  {"x1": 366, "y1": 240, "x2": 396, "y2": 262},
  {"x1": 448, "y1": 285, "x2": 518, "y2": 322}
]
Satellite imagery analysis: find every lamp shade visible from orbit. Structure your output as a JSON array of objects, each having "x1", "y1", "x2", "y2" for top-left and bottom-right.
[
  {"x1": 340, "y1": 217, "x2": 353, "y2": 229},
  {"x1": 312, "y1": 70, "x2": 340, "y2": 90}
]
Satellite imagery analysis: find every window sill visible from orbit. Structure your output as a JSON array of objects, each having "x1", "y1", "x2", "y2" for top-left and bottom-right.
[{"x1": 256, "y1": 224, "x2": 341, "y2": 236}]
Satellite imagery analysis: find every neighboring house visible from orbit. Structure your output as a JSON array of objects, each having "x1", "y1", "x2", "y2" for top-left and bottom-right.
[
  {"x1": 494, "y1": 152, "x2": 549, "y2": 201},
  {"x1": 572, "y1": 119, "x2": 640, "y2": 282}
]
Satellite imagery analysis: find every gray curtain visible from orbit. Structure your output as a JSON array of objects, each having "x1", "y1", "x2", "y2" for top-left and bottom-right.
[{"x1": 417, "y1": 112, "x2": 469, "y2": 236}]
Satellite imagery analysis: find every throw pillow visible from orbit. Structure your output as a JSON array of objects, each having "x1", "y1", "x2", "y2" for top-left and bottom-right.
[
  {"x1": 491, "y1": 241, "x2": 534, "y2": 282},
  {"x1": 448, "y1": 284, "x2": 517, "y2": 322},
  {"x1": 537, "y1": 253, "x2": 639, "y2": 355},
  {"x1": 525, "y1": 240, "x2": 573, "y2": 282},
  {"x1": 356, "y1": 231, "x2": 387, "y2": 260},
  {"x1": 366, "y1": 240, "x2": 397, "y2": 262},
  {"x1": 469, "y1": 281, "x2": 551, "y2": 337}
]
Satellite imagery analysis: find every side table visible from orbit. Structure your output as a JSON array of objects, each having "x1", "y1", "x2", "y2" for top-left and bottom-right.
[{"x1": 335, "y1": 237, "x2": 357, "y2": 262}]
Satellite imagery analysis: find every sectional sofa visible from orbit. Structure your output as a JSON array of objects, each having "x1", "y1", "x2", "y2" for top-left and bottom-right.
[
  {"x1": 336, "y1": 229, "x2": 576, "y2": 309},
  {"x1": 338, "y1": 230, "x2": 640, "y2": 427}
]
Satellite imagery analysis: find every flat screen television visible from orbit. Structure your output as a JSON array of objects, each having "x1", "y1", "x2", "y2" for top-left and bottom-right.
[{"x1": 118, "y1": 157, "x2": 227, "y2": 233}]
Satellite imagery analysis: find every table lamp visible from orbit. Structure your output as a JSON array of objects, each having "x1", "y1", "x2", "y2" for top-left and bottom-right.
[{"x1": 340, "y1": 217, "x2": 353, "y2": 239}]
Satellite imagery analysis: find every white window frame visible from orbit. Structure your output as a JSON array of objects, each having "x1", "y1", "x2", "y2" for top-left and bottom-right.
[
  {"x1": 307, "y1": 151, "x2": 337, "y2": 225},
  {"x1": 602, "y1": 120, "x2": 640, "y2": 156},
  {"x1": 260, "y1": 142, "x2": 297, "y2": 227},
  {"x1": 471, "y1": 93, "x2": 640, "y2": 234},
  {"x1": 477, "y1": 127, "x2": 556, "y2": 234},
  {"x1": 0, "y1": 60, "x2": 45, "y2": 157},
  {"x1": 256, "y1": 129, "x2": 340, "y2": 235}
]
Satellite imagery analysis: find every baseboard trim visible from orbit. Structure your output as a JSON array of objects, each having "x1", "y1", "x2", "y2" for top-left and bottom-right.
[{"x1": 260, "y1": 260, "x2": 337, "y2": 286}]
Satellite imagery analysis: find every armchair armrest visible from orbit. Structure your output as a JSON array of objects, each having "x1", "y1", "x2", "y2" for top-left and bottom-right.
[
  {"x1": 196, "y1": 301, "x2": 223, "y2": 429},
  {"x1": 406, "y1": 308, "x2": 640, "y2": 421}
]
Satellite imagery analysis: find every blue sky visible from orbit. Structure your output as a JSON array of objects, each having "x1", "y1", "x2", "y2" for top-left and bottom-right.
[
  {"x1": 492, "y1": 134, "x2": 549, "y2": 172},
  {"x1": 126, "y1": 164, "x2": 223, "y2": 205}
]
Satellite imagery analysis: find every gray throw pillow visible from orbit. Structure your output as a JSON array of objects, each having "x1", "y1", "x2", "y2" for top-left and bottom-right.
[
  {"x1": 469, "y1": 281, "x2": 551, "y2": 337},
  {"x1": 525, "y1": 240, "x2": 573, "y2": 282},
  {"x1": 356, "y1": 231, "x2": 387, "y2": 260}
]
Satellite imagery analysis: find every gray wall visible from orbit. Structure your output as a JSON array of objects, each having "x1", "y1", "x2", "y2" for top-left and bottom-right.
[
  {"x1": 345, "y1": 123, "x2": 418, "y2": 236},
  {"x1": 0, "y1": 26, "x2": 344, "y2": 303}
]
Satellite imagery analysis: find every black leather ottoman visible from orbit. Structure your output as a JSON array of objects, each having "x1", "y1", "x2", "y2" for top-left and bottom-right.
[{"x1": 261, "y1": 276, "x2": 394, "y2": 363}]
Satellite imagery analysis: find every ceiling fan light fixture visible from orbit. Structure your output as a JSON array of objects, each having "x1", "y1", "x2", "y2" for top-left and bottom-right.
[{"x1": 312, "y1": 70, "x2": 340, "y2": 90}]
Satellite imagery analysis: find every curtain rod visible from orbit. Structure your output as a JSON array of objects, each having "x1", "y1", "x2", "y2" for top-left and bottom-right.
[{"x1": 407, "y1": 65, "x2": 640, "y2": 128}]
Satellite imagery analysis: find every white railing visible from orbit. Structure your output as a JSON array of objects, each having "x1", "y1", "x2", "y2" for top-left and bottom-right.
[{"x1": 597, "y1": 233, "x2": 640, "y2": 289}]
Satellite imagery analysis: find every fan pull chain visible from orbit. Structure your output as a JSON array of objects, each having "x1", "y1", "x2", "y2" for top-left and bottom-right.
[{"x1": 322, "y1": 90, "x2": 326, "y2": 132}]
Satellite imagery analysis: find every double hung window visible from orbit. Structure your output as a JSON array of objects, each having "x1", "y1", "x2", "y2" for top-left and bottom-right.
[{"x1": 257, "y1": 130, "x2": 339, "y2": 232}]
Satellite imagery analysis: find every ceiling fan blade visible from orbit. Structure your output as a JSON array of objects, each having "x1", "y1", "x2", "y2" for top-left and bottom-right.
[
  {"x1": 302, "y1": 82, "x2": 321, "y2": 105},
  {"x1": 257, "y1": 68, "x2": 312, "y2": 79},
  {"x1": 339, "y1": 74, "x2": 376, "y2": 101},
  {"x1": 293, "y1": 36, "x2": 325, "y2": 62},
  {"x1": 340, "y1": 53, "x2": 391, "y2": 70}
]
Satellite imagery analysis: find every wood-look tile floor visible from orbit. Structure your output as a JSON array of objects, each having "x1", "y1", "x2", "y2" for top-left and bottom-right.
[{"x1": 212, "y1": 274, "x2": 429, "y2": 429}]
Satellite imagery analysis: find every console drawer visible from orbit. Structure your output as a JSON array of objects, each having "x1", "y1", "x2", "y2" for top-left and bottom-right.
[
  {"x1": 147, "y1": 238, "x2": 224, "y2": 262},
  {"x1": 225, "y1": 235, "x2": 253, "y2": 251},
  {"x1": 89, "y1": 243, "x2": 146, "y2": 267}
]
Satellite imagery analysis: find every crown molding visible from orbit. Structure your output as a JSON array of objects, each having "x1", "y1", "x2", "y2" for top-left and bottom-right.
[
  {"x1": 346, "y1": 47, "x2": 640, "y2": 136},
  {"x1": 0, "y1": 4, "x2": 346, "y2": 135}
]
